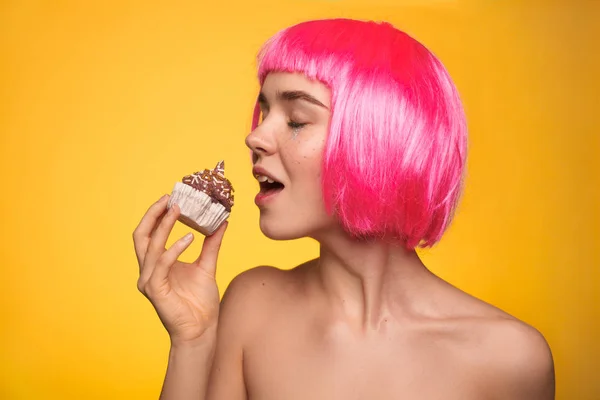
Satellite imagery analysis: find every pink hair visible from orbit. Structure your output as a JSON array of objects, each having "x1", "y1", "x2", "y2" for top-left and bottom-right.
[{"x1": 252, "y1": 19, "x2": 468, "y2": 249}]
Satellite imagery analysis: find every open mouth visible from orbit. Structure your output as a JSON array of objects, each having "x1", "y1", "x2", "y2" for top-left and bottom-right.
[{"x1": 259, "y1": 180, "x2": 285, "y2": 195}]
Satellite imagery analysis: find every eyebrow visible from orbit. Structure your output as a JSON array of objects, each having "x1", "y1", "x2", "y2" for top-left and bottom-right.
[{"x1": 258, "y1": 90, "x2": 329, "y2": 110}]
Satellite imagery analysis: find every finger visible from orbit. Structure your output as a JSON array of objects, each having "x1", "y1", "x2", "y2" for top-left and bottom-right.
[
  {"x1": 151, "y1": 212, "x2": 168, "y2": 237},
  {"x1": 144, "y1": 203, "x2": 181, "y2": 272},
  {"x1": 133, "y1": 194, "x2": 170, "y2": 268},
  {"x1": 149, "y1": 232, "x2": 195, "y2": 288},
  {"x1": 136, "y1": 207, "x2": 170, "y2": 288},
  {"x1": 194, "y1": 221, "x2": 228, "y2": 277}
]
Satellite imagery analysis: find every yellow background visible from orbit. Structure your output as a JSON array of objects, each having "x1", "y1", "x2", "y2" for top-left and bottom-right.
[{"x1": 1, "y1": 0, "x2": 598, "y2": 398}]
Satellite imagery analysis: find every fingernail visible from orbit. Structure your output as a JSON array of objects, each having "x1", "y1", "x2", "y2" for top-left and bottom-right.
[
  {"x1": 183, "y1": 233, "x2": 193, "y2": 242},
  {"x1": 160, "y1": 194, "x2": 168, "y2": 201}
]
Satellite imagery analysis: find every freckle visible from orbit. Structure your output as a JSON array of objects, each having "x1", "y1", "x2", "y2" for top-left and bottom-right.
[{"x1": 261, "y1": 282, "x2": 265, "y2": 286}]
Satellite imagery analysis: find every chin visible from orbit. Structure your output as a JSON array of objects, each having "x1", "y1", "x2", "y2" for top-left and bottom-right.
[
  {"x1": 259, "y1": 219, "x2": 306, "y2": 241},
  {"x1": 259, "y1": 213, "x2": 336, "y2": 241}
]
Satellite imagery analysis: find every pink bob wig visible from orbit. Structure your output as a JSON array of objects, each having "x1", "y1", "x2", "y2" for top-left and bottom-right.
[{"x1": 251, "y1": 19, "x2": 468, "y2": 249}]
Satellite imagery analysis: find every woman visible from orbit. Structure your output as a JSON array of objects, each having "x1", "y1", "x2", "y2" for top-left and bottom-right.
[{"x1": 133, "y1": 19, "x2": 555, "y2": 399}]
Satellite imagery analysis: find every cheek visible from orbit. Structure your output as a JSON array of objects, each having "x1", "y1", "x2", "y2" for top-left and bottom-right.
[
  {"x1": 284, "y1": 148, "x2": 326, "y2": 214},
  {"x1": 283, "y1": 133, "x2": 325, "y2": 166},
  {"x1": 284, "y1": 142, "x2": 323, "y2": 185}
]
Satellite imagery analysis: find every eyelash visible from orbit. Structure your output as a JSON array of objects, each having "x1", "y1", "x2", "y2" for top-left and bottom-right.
[
  {"x1": 287, "y1": 120, "x2": 307, "y2": 130},
  {"x1": 259, "y1": 111, "x2": 307, "y2": 133}
]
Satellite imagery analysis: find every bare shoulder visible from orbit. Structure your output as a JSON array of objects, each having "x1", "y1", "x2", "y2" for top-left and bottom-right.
[
  {"x1": 223, "y1": 265, "x2": 288, "y2": 296},
  {"x1": 476, "y1": 317, "x2": 555, "y2": 399},
  {"x1": 207, "y1": 267, "x2": 304, "y2": 398},
  {"x1": 221, "y1": 265, "x2": 291, "y2": 308},
  {"x1": 444, "y1": 303, "x2": 555, "y2": 400},
  {"x1": 219, "y1": 264, "x2": 307, "y2": 326},
  {"x1": 429, "y1": 282, "x2": 555, "y2": 399}
]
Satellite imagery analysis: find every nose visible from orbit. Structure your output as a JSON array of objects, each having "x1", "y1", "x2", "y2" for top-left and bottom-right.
[{"x1": 245, "y1": 125, "x2": 276, "y2": 161}]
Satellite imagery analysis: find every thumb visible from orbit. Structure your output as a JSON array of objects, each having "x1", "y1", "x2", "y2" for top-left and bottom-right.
[{"x1": 194, "y1": 221, "x2": 228, "y2": 276}]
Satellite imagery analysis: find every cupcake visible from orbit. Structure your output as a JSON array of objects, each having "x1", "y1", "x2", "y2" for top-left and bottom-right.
[{"x1": 167, "y1": 160, "x2": 234, "y2": 235}]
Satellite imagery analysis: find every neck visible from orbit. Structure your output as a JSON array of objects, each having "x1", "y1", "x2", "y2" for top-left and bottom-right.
[{"x1": 312, "y1": 228, "x2": 432, "y2": 332}]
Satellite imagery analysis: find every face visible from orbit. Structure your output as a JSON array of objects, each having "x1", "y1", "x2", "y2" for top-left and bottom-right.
[{"x1": 245, "y1": 72, "x2": 336, "y2": 240}]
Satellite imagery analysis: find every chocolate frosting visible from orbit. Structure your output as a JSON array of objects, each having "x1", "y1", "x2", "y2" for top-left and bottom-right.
[{"x1": 182, "y1": 160, "x2": 234, "y2": 211}]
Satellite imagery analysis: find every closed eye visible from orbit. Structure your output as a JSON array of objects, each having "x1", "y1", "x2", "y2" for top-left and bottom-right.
[{"x1": 288, "y1": 120, "x2": 307, "y2": 130}]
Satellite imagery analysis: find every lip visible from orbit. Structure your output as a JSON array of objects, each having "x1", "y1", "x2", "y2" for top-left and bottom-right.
[
  {"x1": 254, "y1": 187, "x2": 283, "y2": 207},
  {"x1": 252, "y1": 165, "x2": 284, "y2": 207},
  {"x1": 252, "y1": 165, "x2": 281, "y2": 183}
]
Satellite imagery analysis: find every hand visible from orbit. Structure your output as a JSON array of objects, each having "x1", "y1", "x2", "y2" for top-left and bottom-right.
[{"x1": 133, "y1": 194, "x2": 228, "y2": 345}]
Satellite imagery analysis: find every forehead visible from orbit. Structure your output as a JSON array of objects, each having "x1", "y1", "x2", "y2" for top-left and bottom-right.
[{"x1": 261, "y1": 72, "x2": 331, "y2": 108}]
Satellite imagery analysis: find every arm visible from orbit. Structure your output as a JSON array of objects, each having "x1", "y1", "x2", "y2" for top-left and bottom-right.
[
  {"x1": 160, "y1": 328, "x2": 217, "y2": 400},
  {"x1": 132, "y1": 196, "x2": 229, "y2": 400},
  {"x1": 159, "y1": 273, "x2": 251, "y2": 400},
  {"x1": 206, "y1": 266, "x2": 278, "y2": 399},
  {"x1": 160, "y1": 266, "x2": 273, "y2": 400},
  {"x1": 159, "y1": 276, "x2": 251, "y2": 400}
]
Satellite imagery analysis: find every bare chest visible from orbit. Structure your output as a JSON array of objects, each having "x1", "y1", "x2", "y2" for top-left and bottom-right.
[{"x1": 243, "y1": 324, "x2": 485, "y2": 400}]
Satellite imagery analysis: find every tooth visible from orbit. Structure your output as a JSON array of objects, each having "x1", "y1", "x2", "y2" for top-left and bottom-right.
[
  {"x1": 257, "y1": 175, "x2": 268, "y2": 183},
  {"x1": 267, "y1": 178, "x2": 274, "y2": 183}
]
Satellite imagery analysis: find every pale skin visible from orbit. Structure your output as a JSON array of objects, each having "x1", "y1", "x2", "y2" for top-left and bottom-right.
[{"x1": 133, "y1": 72, "x2": 555, "y2": 399}]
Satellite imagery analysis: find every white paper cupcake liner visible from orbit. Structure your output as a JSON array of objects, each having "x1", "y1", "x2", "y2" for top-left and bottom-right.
[{"x1": 168, "y1": 182, "x2": 230, "y2": 236}]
